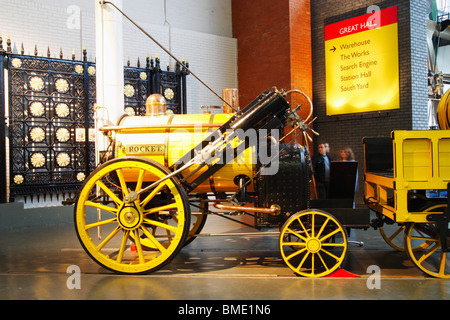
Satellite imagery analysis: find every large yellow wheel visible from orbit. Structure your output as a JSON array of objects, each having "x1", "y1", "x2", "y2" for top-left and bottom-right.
[
  {"x1": 74, "y1": 157, "x2": 190, "y2": 274},
  {"x1": 404, "y1": 203, "x2": 450, "y2": 278},
  {"x1": 279, "y1": 210, "x2": 348, "y2": 277}
]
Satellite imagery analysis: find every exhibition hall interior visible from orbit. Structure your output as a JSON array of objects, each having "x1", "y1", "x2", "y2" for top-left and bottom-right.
[{"x1": 0, "y1": 0, "x2": 450, "y2": 301}]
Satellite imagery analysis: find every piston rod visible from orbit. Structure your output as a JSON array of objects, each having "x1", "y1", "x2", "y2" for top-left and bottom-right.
[{"x1": 213, "y1": 203, "x2": 281, "y2": 215}]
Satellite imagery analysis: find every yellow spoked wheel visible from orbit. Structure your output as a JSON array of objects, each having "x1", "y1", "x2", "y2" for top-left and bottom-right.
[
  {"x1": 279, "y1": 210, "x2": 348, "y2": 277},
  {"x1": 404, "y1": 203, "x2": 449, "y2": 278},
  {"x1": 74, "y1": 157, "x2": 190, "y2": 274}
]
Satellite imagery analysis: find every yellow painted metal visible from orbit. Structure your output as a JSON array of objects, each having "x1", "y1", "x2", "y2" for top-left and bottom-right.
[
  {"x1": 279, "y1": 210, "x2": 347, "y2": 278},
  {"x1": 74, "y1": 157, "x2": 189, "y2": 274},
  {"x1": 364, "y1": 130, "x2": 450, "y2": 223},
  {"x1": 111, "y1": 114, "x2": 255, "y2": 193}
]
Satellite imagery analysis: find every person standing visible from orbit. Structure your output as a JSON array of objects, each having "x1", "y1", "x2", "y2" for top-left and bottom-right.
[
  {"x1": 311, "y1": 143, "x2": 332, "y2": 199},
  {"x1": 339, "y1": 146, "x2": 355, "y2": 161}
]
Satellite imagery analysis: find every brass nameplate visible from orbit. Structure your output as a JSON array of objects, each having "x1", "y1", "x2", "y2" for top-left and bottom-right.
[{"x1": 126, "y1": 144, "x2": 165, "y2": 155}]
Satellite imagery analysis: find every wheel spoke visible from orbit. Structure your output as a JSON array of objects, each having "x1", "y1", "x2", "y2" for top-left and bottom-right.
[
  {"x1": 388, "y1": 226, "x2": 404, "y2": 242},
  {"x1": 322, "y1": 242, "x2": 346, "y2": 247},
  {"x1": 311, "y1": 213, "x2": 316, "y2": 237},
  {"x1": 115, "y1": 168, "x2": 129, "y2": 197},
  {"x1": 316, "y1": 217, "x2": 330, "y2": 239},
  {"x1": 140, "y1": 181, "x2": 167, "y2": 208},
  {"x1": 85, "y1": 217, "x2": 117, "y2": 230},
  {"x1": 140, "y1": 226, "x2": 167, "y2": 253},
  {"x1": 96, "y1": 226, "x2": 121, "y2": 251},
  {"x1": 286, "y1": 248, "x2": 308, "y2": 261},
  {"x1": 418, "y1": 243, "x2": 440, "y2": 265},
  {"x1": 133, "y1": 229, "x2": 145, "y2": 264},
  {"x1": 311, "y1": 252, "x2": 315, "y2": 275},
  {"x1": 116, "y1": 230, "x2": 130, "y2": 263},
  {"x1": 319, "y1": 228, "x2": 341, "y2": 243},
  {"x1": 439, "y1": 252, "x2": 447, "y2": 276},
  {"x1": 316, "y1": 252, "x2": 330, "y2": 272},
  {"x1": 85, "y1": 201, "x2": 118, "y2": 215},
  {"x1": 296, "y1": 217, "x2": 310, "y2": 238},
  {"x1": 282, "y1": 242, "x2": 307, "y2": 247},
  {"x1": 295, "y1": 251, "x2": 310, "y2": 272},
  {"x1": 410, "y1": 235, "x2": 439, "y2": 242},
  {"x1": 135, "y1": 169, "x2": 145, "y2": 193},
  {"x1": 144, "y1": 203, "x2": 179, "y2": 215},
  {"x1": 285, "y1": 227, "x2": 309, "y2": 242},
  {"x1": 96, "y1": 180, "x2": 123, "y2": 206},
  {"x1": 320, "y1": 247, "x2": 341, "y2": 261},
  {"x1": 143, "y1": 218, "x2": 178, "y2": 233}
]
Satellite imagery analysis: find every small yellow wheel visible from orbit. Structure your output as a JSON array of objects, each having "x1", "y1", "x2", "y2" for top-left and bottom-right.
[
  {"x1": 404, "y1": 203, "x2": 449, "y2": 278},
  {"x1": 379, "y1": 224, "x2": 407, "y2": 251},
  {"x1": 279, "y1": 209, "x2": 348, "y2": 277},
  {"x1": 74, "y1": 157, "x2": 190, "y2": 274}
]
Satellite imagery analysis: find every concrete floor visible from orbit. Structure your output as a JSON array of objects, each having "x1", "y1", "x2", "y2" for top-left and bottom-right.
[{"x1": 0, "y1": 203, "x2": 449, "y2": 301}]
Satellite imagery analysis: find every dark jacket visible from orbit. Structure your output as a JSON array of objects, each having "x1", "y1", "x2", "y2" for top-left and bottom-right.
[{"x1": 311, "y1": 154, "x2": 332, "y2": 183}]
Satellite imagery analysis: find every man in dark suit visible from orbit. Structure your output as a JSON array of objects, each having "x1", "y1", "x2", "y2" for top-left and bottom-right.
[{"x1": 311, "y1": 143, "x2": 332, "y2": 199}]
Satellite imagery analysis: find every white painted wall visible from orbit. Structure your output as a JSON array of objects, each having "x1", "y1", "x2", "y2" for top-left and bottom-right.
[
  {"x1": 0, "y1": 0, "x2": 236, "y2": 206},
  {"x1": 436, "y1": 45, "x2": 450, "y2": 75},
  {"x1": 0, "y1": 0, "x2": 237, "y2": 113}
]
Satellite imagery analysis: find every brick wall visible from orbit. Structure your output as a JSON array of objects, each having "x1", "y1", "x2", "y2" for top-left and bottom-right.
[
  {"x1": 232, "y1": 0, "x2": 291, "y2": 107},
  {"x1": 232, "y1": 0, "x2": 312, "y2": 121},
  {"x1": 289, "y1": 0, "x2": 313, "y2": 121},
  {"x1": 311, "y1": 0, "x2": 429, "y2": 202}
]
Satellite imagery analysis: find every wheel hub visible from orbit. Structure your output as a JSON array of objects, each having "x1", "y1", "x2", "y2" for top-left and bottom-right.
[
  {"x1": 306, "y1": 238, "x2": 321, "y2": 253},
  {"x1": 118, "y1": 205, "x2": 143, "y2": 230}
]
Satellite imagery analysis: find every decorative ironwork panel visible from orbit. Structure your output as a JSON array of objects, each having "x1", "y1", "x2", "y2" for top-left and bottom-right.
[
  {"x1": 7, "y1": 55, "x2": 95, "y2": 198},
  {"x1": 124, "y1": 66, "x2": 149, "y2": 116},
  {"x1": 0, "y1": 43, "x2": 188, "y2": 203},
  {"x1": 160, "y1": 70, "x2": 181, "y2": 114},
  {"x1": 123, "y1": 57, "x2": 187, "y2": 116}
]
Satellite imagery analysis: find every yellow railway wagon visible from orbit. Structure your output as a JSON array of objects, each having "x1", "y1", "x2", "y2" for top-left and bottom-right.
[{"x1": 364, "y1": 130, "x2": 450, "y2": 278}]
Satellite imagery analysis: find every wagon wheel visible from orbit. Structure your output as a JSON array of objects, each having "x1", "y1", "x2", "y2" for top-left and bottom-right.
[
  {"x1": 377, "y1": 213, "x2": 430, "y2": 252},
  {"x1": 404, "y1": 203, "x2": 449, "y2": 278},
  {"x1": 74, "y1": 157, "x2": 190, "y2": 274},
  {"x1": 379, "y1": 224, "x2": 407, "y2": 251},
  {"x1": 279, "y1": 209, "x2": 348, "y2": 277}
]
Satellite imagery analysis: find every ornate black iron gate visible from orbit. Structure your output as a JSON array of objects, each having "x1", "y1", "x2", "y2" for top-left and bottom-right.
[{"x1": 0, "y1": 40, "x2": 188, "y2": 203}]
